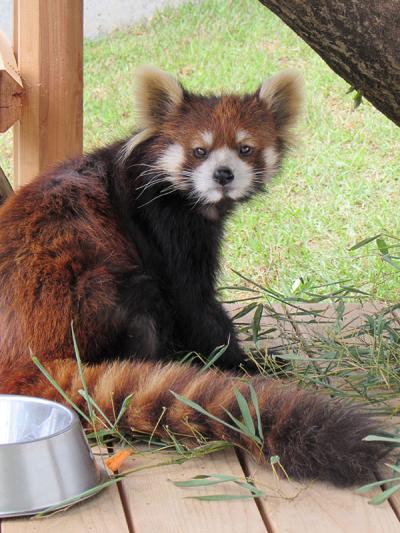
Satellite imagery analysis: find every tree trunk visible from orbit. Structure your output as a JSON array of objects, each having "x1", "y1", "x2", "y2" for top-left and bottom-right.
[
  {"x1": 259, "y1": 1, "x2": 400, "y2": 126},
  {"x1": 0, "y1": 166, "x2": 13, "y2": 206}
]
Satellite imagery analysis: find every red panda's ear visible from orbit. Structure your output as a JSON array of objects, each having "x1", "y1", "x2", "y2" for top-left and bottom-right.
[
  {"x1": 119, "y1": 66, "x2": 183, "y2": 163},
  {"x1": 134, "y1": 66, "x2": 183, "y2": 130},
  {"x1": 258, "y1": 70, "x2": 304, "y2": 144}
]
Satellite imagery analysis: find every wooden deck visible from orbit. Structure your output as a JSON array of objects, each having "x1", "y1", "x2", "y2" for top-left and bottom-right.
[
  {"x1": 1, "y1": 448, "x2": 400, "y2": 532},
  {"x1": 1, "y1": 301, "x2": 400, "y2": 532}
]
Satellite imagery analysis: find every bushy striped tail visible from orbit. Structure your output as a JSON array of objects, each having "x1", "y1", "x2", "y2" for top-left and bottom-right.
[{"x1": 1, "y1": 358, "x2": 392, "y2": 486}]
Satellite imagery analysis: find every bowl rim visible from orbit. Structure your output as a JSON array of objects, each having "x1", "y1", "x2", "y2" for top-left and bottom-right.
[{"x1": 0, "y1": 394, "x2": 79, "y2": 447}]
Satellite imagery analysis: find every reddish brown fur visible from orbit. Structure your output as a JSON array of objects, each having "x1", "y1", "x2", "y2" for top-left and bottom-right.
[
  {"x1": 169, "y1": 96, "x2": 274, "y2": 145},
  {"x1": 0, "y1": 356, "x2": 390, "y2": 486},
  {"x1": 0, "y1": 68, "x2": 392, "y2": 486},
  {"x1": 0, "y1": 171, "x2": 392, "y2": 485},
  {"x1": 154, "y1": 94, "x2": 277, "y2": 165},
  {"x1": 0, "y1": 161, "x2": 139, "y2": 368}
]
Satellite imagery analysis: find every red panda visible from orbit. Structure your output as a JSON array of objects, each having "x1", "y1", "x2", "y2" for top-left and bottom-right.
[{"x1": 0, "y1": 67, "x2": 391, "y2": 486}]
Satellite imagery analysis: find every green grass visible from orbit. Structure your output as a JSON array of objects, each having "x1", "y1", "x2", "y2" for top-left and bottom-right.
[{"x1": 0, "y1": 0, "x2": 399, "y2": 300}]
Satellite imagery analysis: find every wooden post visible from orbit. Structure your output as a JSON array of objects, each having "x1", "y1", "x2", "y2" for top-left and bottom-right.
[{"x1": 13, "y1": 0, "x2": 83, "y2": 187}]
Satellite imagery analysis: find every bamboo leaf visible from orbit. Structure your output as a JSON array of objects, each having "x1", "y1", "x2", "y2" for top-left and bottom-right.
[
  {"x1": 368, "y1": 484, "x2": 400, "y2": 505},
  {"x1": 386, "y1": 463, "x2": 400, "y2": 474},
  {"x1": 233, "y1": 387, "x2": 255, "y2": 436},
  {"x1": 231, "y1": 302, "x2": 258, "y2": 320},
  {"x1": 170, "y1": 391, "x2": 252, "y2": 441},
  {"x1": 36, "y1": 476, "x2": 120, "y2": 516},
  {"x1": 221, "y1": 407, "x2": 260, "y2": 442},
  {"x1": 353, "y1": 90, "x2": 363, "y2": 109},
  {"x1": 79, "y1": 389, "x2": 113, "y2": 427},
  {"x1": 249, "y1": 383, "x2": 263, "y2": 442},
  {"x1": 357, "y1": 477, "x2": 400, "y2": 493},
  {"x1": 186, "y1": 494, "x2": 260, "y2": 501},
  {"x1": 349, "y1": 234, "x2": 381, "y2": 251},
  {"x1": 382, "y1": 255, "x2": 400, "y2": 271},
  {"x1": 376, "y1": 238, "x2": 389, "y2": 256},
  {"x1": 235, "y1": 480, "x2": 265, "y2": 496},
  {"x1": 201, "y1": 343, "x2": 229, "y2": 372},
  {"x1": 115, "y1": 393, "x2": 135, "y2": 425},
  {"x1": 252, "y1": 303, "x2": 263, "y2": 344},
  {"x1": 71, "y1": 322, "x2": 95, "y2": 421},
  {"x1": 363, "y1": 435, "x2": 400, "y2": 444},
  {"x1": 31, "y1": 356, "x2": 91, "y2": 423},
  {"x1": 172, "y1": 474, "x2": 239, "y2": 487}
]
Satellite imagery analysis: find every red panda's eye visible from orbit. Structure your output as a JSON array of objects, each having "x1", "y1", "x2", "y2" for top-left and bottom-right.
[
  {"x1": 193, "y1": 147, "x2": 208, "y2": 159},
  {"x1": 239, "y1": 145, "x2": 253, "y2": 156}
]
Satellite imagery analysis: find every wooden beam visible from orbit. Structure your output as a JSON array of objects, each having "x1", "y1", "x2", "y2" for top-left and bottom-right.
[
  {"x1": 13, "y1": 0, "x2": 83, "y2": 188},
  {"x1": 0, "y1": 31, "x2": 23, "y2": 133}
]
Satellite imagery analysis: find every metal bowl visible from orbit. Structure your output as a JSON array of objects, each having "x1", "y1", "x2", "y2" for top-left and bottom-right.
[{"x1": 0, "y1": 394, "x2": 102, "y2": 517}]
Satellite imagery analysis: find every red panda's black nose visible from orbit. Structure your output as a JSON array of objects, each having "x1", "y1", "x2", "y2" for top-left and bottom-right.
[{"x1": 213, "y1": 166, "x2": 234, "y2": 186}]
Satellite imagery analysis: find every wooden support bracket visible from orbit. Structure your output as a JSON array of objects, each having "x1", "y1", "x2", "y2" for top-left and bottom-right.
[{"x1": 0, "y1": 31, "x2": 23, "y2": 133}]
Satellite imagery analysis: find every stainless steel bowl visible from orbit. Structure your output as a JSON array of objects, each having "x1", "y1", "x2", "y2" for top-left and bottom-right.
[{"x1": 0, "y1": 394, "x2": 102, "y2": 517}]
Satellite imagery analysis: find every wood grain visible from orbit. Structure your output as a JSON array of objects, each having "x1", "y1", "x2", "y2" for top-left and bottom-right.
[
  {"x1": 379, "y1": 465, "x2": 400, "y2": 521},
  {"x1": 1, "y1": 451, "x2": 129, "y2": 533},
  {"x1": 1, "y1": 485, "x2": 129, "y2": 533},
  {"x1": 243, "y1": 456, "x2": 400, "y2": 532},
  {"x1": 13, "y1": 0, "x2": 83, "y2": 187},
  {"x1": 119, "y1": 448, "x2": 267, "y2": 533},
  {"x1": 0, "y1": 31, "x2": 23, "y2": 133}
]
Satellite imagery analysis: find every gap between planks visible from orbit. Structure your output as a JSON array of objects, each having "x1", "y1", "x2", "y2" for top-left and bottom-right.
[
  {"x1": 240, "y1": 452, "x2": 400, "y2": 533},
  {"x1": 2, "y1": 448, "x2": 400, "y2": 533},
  {"x1": 0, "y1": 487, "x2": 130, "y2": 533},
  {"x1": 118, "y1": 447, "x2": 267, "y2": 533},
  {"x1": 379, "y1": 465, "x2": 400, "y2": 523},
  {"x1": 1, "y1": 302, "x2": 400, "y2": 532}
]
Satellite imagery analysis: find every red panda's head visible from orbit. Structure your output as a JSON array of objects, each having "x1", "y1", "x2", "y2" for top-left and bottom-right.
[{"x1": 121, "y1": 66, "x2": 303, "y2": 209}]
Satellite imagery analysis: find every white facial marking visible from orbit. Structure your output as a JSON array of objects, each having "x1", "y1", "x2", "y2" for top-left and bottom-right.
[
  {"x1": 200, "y1": 131, "x2": 213, "y2": 146},
  {"x1": 193, "y1": 147, "x2": 254, "y2": 203},
  {"x1": 236, "y1": 129, "x2": 252, "y2": 143},
  {"x1": 158, "y1": 143, "x2": 184, "y2": 177},
  {"x1": 263, "y1": 146, "x2": 280, "y2": 179},
  {"x1": 158, "y1": 143, "x2": 184, "y2": 175},
  {"x1": 157, "y1": 143, "x2": 188, "y2": 190}
]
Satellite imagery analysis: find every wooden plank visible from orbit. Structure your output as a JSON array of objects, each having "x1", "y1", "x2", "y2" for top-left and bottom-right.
[
  {"x1": 388, "y1": 487, "x2": 400, "y2": 520},
  {"x1": 389, "y1": 490, "x2": 400, "y2": 521},
  {"x1": 2, "y1": 450, "x2": 129, "y2": 533},
  {"x1": 119, "y1": 448, "x2": 267, "y2": 533},
  {"x1": 2, "y1": 484, "x2": 129, "y2": 533},
  {"x1": 13, "y1": 0, "x2": 83, "y2": 187},
  {"x1": 0, "y1": 31, "x2": 23, "y2": 132},
  {"x1": 228, "y1": 301, "x2": 389, "y2": 353},
  {"x1": 379, "y1": 465, "x2": 400, "y2": 521},
  {"x1": 243, "y1": 457, "x2": 400, "y2": 533}
]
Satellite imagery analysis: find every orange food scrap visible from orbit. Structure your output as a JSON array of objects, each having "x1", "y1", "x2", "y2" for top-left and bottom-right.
[{"x1": 105, "y1": 449, "x2": 133, "y2": 472}]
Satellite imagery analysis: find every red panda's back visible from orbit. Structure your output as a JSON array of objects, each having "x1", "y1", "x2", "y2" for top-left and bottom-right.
[{"x1": 0, "y1": 159, "x2": 135, "y2": 367}]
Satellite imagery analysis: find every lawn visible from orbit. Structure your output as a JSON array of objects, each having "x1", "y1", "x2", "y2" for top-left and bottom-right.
[{"x1": 0, "y1": 0, "x2": 399, "y2": 300}]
